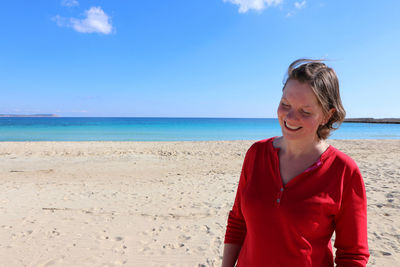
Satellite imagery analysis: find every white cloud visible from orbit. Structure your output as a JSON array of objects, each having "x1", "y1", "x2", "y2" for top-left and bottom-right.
[
  {"x1": 294, "y1": 0, "x2": 306, "y2": 9},
  {"x1": 54, "y1": 6, "x2": 113, "y2": 35},
  {"x1": 223, "y1": 0, "x2": 282, "y2": 13},
  {"x1": 286, "y1": 0, "x2": 306, "y2": 16},
  {"x1": 71, "y1": 7, "x2": 112, "y2": 34},
  {"x1": 61, "y1": 0, "x2": 79, "y2": 7}
]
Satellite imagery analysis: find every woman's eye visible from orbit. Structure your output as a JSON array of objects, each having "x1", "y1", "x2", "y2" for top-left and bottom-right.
[
  {"x1": 281, "y1": 102, "x2": 290, "y2": 107},
  {"x1": 301, "y1": 110, "x2": 311, "y2": 115}
]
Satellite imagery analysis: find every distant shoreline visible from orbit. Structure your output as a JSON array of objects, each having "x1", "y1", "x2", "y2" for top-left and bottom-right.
[
  {"x1": 0, "y1": 114, "x2": 58, "y2": 117},
  {"x1": 343, "y1": 118, "x2": 400, "y2": 124}
]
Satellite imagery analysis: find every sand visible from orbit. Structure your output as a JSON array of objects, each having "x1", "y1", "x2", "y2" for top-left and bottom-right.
[{"x1": 0, "y1": 140, "x2": 398, "y2": 266}]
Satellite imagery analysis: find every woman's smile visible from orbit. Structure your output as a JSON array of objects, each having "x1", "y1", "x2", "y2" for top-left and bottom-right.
[{"x1": 284, "y1": 120, "x2": 302, "y2": 131}]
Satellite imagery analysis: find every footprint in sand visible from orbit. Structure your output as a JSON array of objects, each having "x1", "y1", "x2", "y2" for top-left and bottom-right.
[
  {"x1": 114, "y1": 236, "x2": 123, "y2": 241},
  {"x1": 212, "y1": 236, "x2": 222, "y2": 251},
  {"x1": 379, "y1": 250, "x2": 392, "y2": 256},
  {"x1": 178, "y1": 234, "x2": 191, "y2": 241}
]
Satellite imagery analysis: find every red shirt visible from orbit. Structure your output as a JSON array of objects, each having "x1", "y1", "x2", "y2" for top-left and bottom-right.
[{"x1": 224, "y1": 137, "x2": 369, "y2": 267}]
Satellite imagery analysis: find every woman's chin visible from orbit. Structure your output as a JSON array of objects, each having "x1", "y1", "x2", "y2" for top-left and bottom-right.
[{"x1": 281, "y1": 127, "x2": 303, "y2": 139}]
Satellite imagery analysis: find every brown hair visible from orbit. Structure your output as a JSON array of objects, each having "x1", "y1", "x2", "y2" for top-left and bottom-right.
[{"x1": 283, "y1": 59, "x2": 346, "y2": 139}]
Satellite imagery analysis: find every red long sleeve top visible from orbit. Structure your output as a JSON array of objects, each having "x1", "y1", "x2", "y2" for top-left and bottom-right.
[{"x1": 224, "y1": 137, "x2": 369, "y2": 267}]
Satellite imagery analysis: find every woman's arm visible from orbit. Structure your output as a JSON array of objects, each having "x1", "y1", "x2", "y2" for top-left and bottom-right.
[
  {"x1": 222, "y1": 243, "x2": 241, "y2": 267},
  {"x1": 334, "y1": 168, "x2": 369, "y2": 266},
  {"x1": 222, "y1": 144, "x2": 256, "y2": 266}
]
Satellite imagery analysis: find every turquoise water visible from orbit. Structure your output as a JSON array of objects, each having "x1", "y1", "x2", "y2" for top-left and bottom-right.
[{"x1": 0, "y1": 117, "x2": 399, "y2": 141}]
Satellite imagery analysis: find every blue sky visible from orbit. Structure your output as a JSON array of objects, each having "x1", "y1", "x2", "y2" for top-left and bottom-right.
[{"x1": 1, "y1": 0, "x2": 399, "y2": 118}]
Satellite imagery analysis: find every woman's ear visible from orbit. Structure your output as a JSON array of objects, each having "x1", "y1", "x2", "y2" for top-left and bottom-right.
[{"x1": 322, "y1": 108, "x2": 336, "y2": 125}]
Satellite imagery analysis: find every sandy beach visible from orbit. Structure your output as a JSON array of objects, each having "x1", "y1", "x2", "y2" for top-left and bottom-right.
[{"x1": 0, "y1": 139, "x2": 399, "y2": 266}]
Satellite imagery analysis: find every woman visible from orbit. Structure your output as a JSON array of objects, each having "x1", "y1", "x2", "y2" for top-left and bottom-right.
[{"x1": 222, "y1": 59, "x2": 369, "y2": 266}]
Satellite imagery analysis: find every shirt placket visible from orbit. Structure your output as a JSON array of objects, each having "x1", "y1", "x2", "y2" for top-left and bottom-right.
[{"x1": 275, "y1": 187, "x2": 284, "y2": 207}]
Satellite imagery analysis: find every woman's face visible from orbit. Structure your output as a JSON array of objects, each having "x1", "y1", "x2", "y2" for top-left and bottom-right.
[{"x1": 277, "y1": 79, "x2": 327, "y2": 143}]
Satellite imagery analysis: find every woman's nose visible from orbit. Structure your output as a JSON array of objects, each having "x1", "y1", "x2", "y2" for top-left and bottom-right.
[{"x1": 286, "y1": 110, "x2": 299, "y2": 121}]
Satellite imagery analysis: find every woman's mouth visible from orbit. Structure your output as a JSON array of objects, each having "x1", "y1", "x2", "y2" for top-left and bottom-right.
[{"x1": 284, "y1": 121, "x2": 302, "y2": 131}]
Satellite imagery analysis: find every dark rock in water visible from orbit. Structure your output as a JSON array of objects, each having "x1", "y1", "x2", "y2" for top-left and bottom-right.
[{"x1": 343, "y1": 118, "x2": 400, "y2": 124}]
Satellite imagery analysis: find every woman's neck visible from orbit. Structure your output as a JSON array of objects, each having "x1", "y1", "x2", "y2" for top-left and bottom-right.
[{"x1": 276, "y1": 136, "x2": 328, "y2": 159}]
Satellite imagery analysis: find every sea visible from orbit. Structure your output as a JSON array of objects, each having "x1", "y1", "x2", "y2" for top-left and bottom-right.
[{"x1": 0, "y1": 117, "x2": 399, "y2": 141}]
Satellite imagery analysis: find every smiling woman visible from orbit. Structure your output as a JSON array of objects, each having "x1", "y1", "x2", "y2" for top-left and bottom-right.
[{"x1": 222, "y1": 59, "x2": 369, "y2": 267}]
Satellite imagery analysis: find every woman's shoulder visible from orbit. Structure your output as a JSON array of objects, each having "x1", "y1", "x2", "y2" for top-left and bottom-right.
[
  {"x1": 241, "y1": 137, "x2": 278, "y2": 163},
  {"x1": 326, "y1": 145, "x2": 360, "y2": 172},
  {"x1": 248, "y1": 137, "x2": 278, "y2": 152}
]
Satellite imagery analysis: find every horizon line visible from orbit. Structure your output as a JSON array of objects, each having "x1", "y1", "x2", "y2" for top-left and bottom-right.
[{"x1": 1, "y1": 114, "x2": 400, "y2": 120}]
